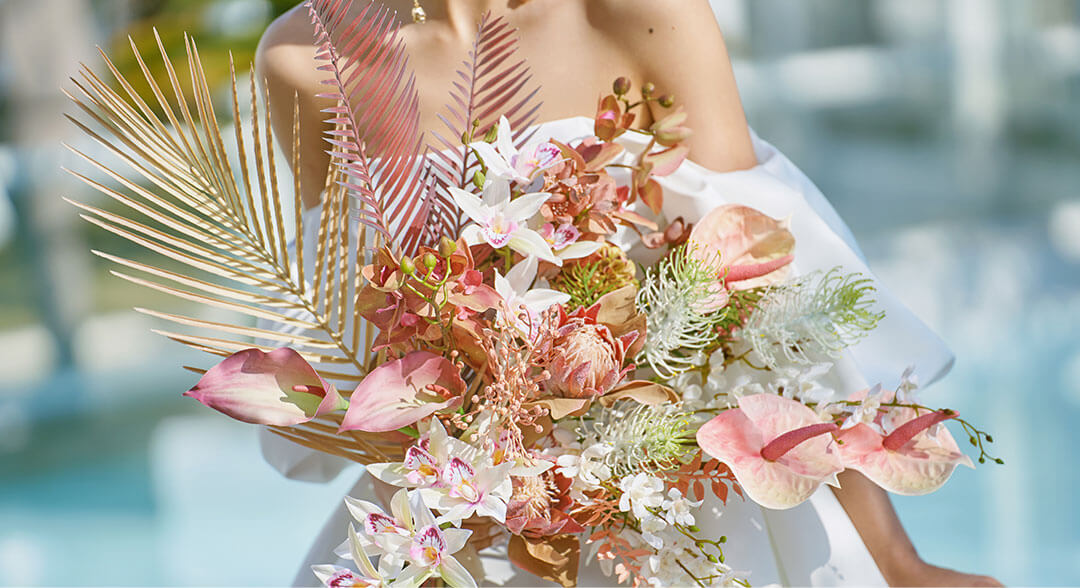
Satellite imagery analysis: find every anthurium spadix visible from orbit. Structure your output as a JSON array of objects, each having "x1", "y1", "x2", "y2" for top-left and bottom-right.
[
  {"x1": 340, "y1": 351, "x2": 465, "y2": 433},
  {"x1": 184, "y1": 348, "x2": 348, "y2": 427},
  {"x1": 837, "y1": 407, "x2": 975, "y2": 496},
  {"x1": 697, "y1": 393, "x2": 843, "y2": 510}
]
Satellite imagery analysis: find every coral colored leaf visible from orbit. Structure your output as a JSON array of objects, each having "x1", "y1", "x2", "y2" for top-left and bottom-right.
[
  {"x1": 184, "y1": 348, "x2": 347, "y2": 426},
  {"x1": 340, "y1": 351, "x2": 465, "y2": 433},
  {"x1": 642, "y1": 145, "x2": 689, "y2": 177},
  {"x1": 638, "y1": 178, "x2": 663, "y2": 215}
]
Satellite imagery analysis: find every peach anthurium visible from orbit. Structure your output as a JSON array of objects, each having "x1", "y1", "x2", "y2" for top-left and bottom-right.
[
  {"x1": 184, "y1": 348, "x2": 347, "y2": 427},
  {"x1": 837, "y1": 406, "x2": 975, "y2": 496},
  {"x1": 696, "y1": 394, "x2": 843, "y2": 510},
  {"x1": 340, "y1": 351, "x2": 465, "y2": 433},
  {"x1": 688, "y1": 204, "x2": 796, "y2": 293}
]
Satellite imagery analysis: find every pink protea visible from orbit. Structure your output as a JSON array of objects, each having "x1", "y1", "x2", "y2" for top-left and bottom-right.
[{"x1": 543, "y1": 304, "x2": 638, "y2": 399}]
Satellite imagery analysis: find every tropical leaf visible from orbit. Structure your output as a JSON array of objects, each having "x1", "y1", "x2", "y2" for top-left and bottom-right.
[
  {"x1": 65, "y1": 31, "x2": 373, "y2": 380},
  {"x1": 306, "y1": 0, "x2": 433, "y2": 254},
  {"x1": 423, "y1": 12, "x2": 543, "y2": 241}
]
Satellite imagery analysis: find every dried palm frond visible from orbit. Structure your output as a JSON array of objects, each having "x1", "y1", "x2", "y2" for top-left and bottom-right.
[
  {"x1": 307, "y1": 0, "x2": 434, "y2": 254},
  {"x1": 64, "y1": 31, "x2": 372, "y2": 380},
  {"x1": 423, "y1": 12, "x2": 543, "y2": 240}
]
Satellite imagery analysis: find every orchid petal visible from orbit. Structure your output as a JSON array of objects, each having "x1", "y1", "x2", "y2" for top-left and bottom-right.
[
  {"x1": 184, "y1": 348, "x2": 346, "y2": 427},
  {"x1": 348, "y1": 524, "x2": 382, "y2": 579},
  {"x1": 364, "y1": 463, "x2": 414, "y2": 488},
  {"x1": 503, "y1": 192, "x2": 550, "y2": 223},
  {"x1": 496, "y1": 116, "x2": 515, "y2": 159},
  {"x1": 505, "y1": 255, "x2": 538, "y2": 293},
  {"x1": 340, "y1": 351, "x2": 464, "y2": 433},
  {"x1": 460, "y1": 224, "x2": 484, "y2": 247},
  {"x1": 472, "y1": 142, "x2": 514, "y2": 180},
  {"x1": 440, "y1": 555, "x2": 479, "y2": 588},
  {"x1": 449, "y1": 188, "x2": 491, "y2": 225},
  {"x1": 521, "y1": 288, "x2": 572, "y2": 310},
  {"x1": 482, "y1": 176, "x2": 511, "y2": 208},
  {"x1": 393, "y1": 564, "x2": 431, "y2": 588},
  {"x1": 557, "y1": 240, "x2": 603, "y2": 260},
  {"x1": 508, "y1": 228, "x2": 560, "y2": 264}
]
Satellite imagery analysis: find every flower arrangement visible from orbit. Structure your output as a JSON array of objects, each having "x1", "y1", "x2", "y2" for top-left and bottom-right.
[{"x1": 66, "y1": 0, "x2": 1001, "y2": 586}]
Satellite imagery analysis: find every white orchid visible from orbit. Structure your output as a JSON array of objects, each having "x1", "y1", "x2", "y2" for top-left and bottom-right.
[
  {"x1": 331, "y1": 489, "x2": 475, "y2": 588},
  {"x1": 494, "y1": 255, "x2": 570, "y2": 336},
  {"x1": 842, "y1": 383, "x2": 884, "y2": 431},
  {"x1": 539, "y1": 222, "x2": 602, "y2": 261},
  {"x1": 472, "y1": 116, "x2": 562, "y2": 185},
  {"x1": 451, "y1": 179, "x2": 558, "y2": 264},
  {"x1": 421, "y1": 456, "x2": 514, "y2": 525},
  {"x1": 312, "y1": 524, "x2": 389, "y2": 588},
  {"x1": 366, "y1": 419, "x2": 480, "y2": 490},
  {"x1": 660, "y1": 488, "x2": 702, "y2": 527}
]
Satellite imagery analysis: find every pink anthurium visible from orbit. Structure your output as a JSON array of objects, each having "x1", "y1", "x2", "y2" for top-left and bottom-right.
[
  {"x1": 340, "y1": 351, "x2": 465, "y2": 433},
  {"x1": 697, "y1": 394, "x2": 843, "y2": 510},
  {"x1": 688, "y1": 204, "x2": 795, "y2": 291},
  {"x1": 184, "y1": 348, "x2": 347, "y2": 427},
  {"x1": 837, "y1": 406, "x2": 975, "y2": 496}
]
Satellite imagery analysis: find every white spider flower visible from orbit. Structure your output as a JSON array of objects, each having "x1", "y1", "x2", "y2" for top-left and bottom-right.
[
  {"x1": 452, "y1": 179, "x2": 559, "y2": 264},
  {"x1": 472, "y1": 116, "x2": 562, "y2": 185}
]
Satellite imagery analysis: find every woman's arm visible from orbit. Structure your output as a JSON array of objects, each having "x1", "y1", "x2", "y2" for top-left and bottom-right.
[
  {"x1": 603, "y1": 0, "x2": 757, "y2": 172},
  {"x1": 832, "y1": 470, "x2": 1002, "y2": 586},
  {"x1": 255, "y1": 5, "x2": 335, "y2": 209}
]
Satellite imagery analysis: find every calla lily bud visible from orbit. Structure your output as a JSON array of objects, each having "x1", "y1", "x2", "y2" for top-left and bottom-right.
[
  {"x1": 399, "y1": 255, "x2": 416, "y2": 275},
  {"x1": 658, "y1": 94, "x2": 675, "y2": 108},
  {"x1": 613, "y1": 76, "x2": 631, "y2": 96},
  {"x1": 438, "y1": 236, "x2": 457, "y2": 257},
  {"x1": 422, "y1": 252, "x2": 438, "y2": 269},
  {"x1": 472, "y1": 170, "x2": 486, "y2": 189},
  {"x1": 641, "y1": 82, "x2": 656, "y2": 98}
]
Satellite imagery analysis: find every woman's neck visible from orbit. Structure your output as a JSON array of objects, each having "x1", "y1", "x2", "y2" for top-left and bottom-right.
[{"x1": 417, "y1": 0, "x2": 530, "y2": 36}]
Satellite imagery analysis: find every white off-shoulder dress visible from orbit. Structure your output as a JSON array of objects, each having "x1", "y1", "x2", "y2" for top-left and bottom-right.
[{"x1": 259, "y1": 116, "x2": 955, "y2": 587}]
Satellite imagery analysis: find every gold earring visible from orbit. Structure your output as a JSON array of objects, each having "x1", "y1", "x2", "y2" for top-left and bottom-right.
[{"x1": 411, "y1": 0, "x2": 427, "y2": 23}]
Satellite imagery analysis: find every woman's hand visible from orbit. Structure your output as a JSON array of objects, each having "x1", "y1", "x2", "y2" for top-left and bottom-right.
[{"x1": 831, "y1": 470, "x2": 1001, "y2": 587}]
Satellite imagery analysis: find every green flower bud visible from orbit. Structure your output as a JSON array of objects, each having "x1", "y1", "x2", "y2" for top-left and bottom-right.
[
  {"x1": 439, "y1": 236, "x2": 458, "y2": 257},
  {"x1": 472, "y1": 170, "x2": 486, "y2": 189},
  {"x1": 641, "y1": 82, "x2": 656, "y2": 98},
  {"x1": 706, "y1": 554, "x2": 718, "y2": 564},
  {"x1": 994, "y1": 458, "x2": 1004, "y2": 464},
  {"x1": 613, "y1": 76, "x2": 632, "y2": 96},
  {"x1": 483, "y1": 124, "x2": 499, "y2": 143},
  {"x1": 399, "y1": 255, "x2": 416, "y2": 275},
  {"x1": 985, "y1": 435, "x2": 994, "y2": 443},
  {"x1": 658, "y1": 94, "x2": 675, "y2": 108},
  {"x1": 422, "y1": 252, "x2": 438, "y2": 269},
  {"x1": 688, "y1": 525, "x2": 701, "y2": 533}
]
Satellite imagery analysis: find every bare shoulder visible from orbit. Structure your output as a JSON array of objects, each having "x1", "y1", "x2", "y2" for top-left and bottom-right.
[
  {"x1": 587, "y1": 0, "x2": 722, "y2": 51},
  {"x1": 255, "y1": 4, "x2": 321, "y2": 88}
]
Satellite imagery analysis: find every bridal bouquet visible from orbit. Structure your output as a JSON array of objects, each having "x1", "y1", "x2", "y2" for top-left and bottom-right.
[{"x1": 67, "y1": 1, "x2": 1000, "y2": 586}]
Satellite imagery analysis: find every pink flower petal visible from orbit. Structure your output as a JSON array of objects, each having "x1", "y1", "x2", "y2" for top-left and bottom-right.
[
  {"x1": 184, "y1": 348, "x2": 345, "y2": 427},
  {"x1": 340, "y1": 351, "x2": 464, "y2": 433}
]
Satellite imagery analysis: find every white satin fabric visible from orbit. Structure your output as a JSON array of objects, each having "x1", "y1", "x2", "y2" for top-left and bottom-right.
[{"x1": 260, "y1": 116, "x2": 954, "y2": 586}]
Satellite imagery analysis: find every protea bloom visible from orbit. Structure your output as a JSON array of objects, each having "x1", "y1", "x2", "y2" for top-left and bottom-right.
[{"x1": 544, "y1": 304, "x2": 639, "y2": 399}]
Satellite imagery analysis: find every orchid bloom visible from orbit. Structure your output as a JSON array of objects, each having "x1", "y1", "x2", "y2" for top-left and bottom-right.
[
  {"x1": 472, "y1": 116, "x2": 562, "y2": 185},
  {"x1": 452, "y1": 179, "x2": 559, "y2": 264},
  {"x1": 494, "y1": 255, "x2": 571, "y2": 336},
  {"x1": 836, "y1": 390, "x2": 974, "y2": 496},
  {"x1": 339, "y1": 489, "x2": 474, "y2": 587},
  {"x1": 184, "y1": 348, "x2": 347, "y2": 427},
  {"x1": 539, "y1": 222, "x2": 602, "y2": 261},
  {"x1": 366, "y1": 418, "x2": 480, "y2": 489},
  {"x1": 697, "y1": 393, "x2": 844, "y2": 510},
  {"x1": 312, "y1": 524, "x2": 388, "y2": 588},
  {"x1": 421, "y1": 456, "x2": 514, "y2": 525}
]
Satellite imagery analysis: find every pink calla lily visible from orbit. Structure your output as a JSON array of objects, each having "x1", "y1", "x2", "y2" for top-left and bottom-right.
[
  {"x1": 688, "y1": 204, "x2": 795, "y2": 291},
  {"x1": 837, "y1": 406, "x2": 975, "y2": 496},
  {"x1": 184, "y1": 348, "x2": 347, "y2": 427},
  {"x1": 340, "y1": 351, "x2": 465, "y2": 433},
  {"x1": 697, "y1": 394, "x2": 843, "y2": 510}
]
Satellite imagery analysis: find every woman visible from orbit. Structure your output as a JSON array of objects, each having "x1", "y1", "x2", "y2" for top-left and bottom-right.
[{"x1": 255, "y1": 0, "x2": 1001, "y2": 585}]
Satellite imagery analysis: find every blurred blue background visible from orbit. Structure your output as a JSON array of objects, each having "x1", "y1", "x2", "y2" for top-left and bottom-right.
[{"x1": 0, "y1": 0, "x2": 1077, "y2": 585}]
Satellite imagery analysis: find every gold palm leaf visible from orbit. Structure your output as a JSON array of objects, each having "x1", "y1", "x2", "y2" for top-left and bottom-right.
[{"x1": 64, "y1": 31, "x2": 374, "y2": 381}]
